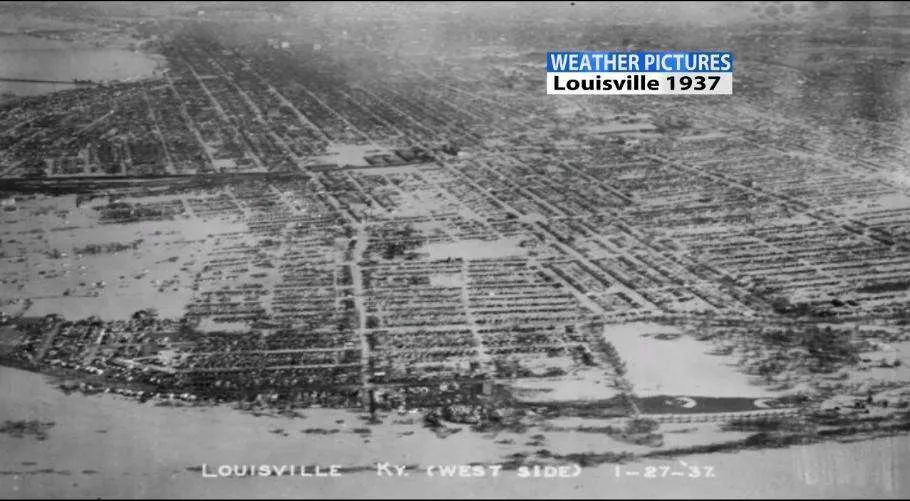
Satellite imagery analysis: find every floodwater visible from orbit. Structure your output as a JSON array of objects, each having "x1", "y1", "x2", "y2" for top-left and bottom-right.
[
  {"x1": 0, "y1": 34, "x2": 163, "y2": 97},
  {"x1": 603, "y1": 322, "x2": 778, "y2": 398},
  {"x1": 2, "y1": 365, "x2": 908, "y2": 499},
  {"x1": 0, "y1": 194, "x2": 240, "y2": 322}
]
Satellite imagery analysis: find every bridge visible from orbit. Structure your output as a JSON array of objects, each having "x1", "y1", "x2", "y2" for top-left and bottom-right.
[{"x1": 641, "y1": 408, "x2": 801, "y2": 424}]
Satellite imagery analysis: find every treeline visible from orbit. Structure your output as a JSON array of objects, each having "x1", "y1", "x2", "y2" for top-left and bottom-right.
[
  {"x1": 73, "y1": 239, "x2": 145, "y2": 255},
  {"x1": 757, "y1": 324, "x2": 861, "y2": 374}
]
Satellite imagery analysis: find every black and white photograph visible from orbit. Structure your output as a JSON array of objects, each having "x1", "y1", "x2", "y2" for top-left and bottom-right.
[{"x1": 0, "y1": 1, "x2": 908, "y2": 498}]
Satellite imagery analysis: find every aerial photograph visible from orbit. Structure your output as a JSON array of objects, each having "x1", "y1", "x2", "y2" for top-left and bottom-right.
[{"x1": 1, "y1": 1, "x2": 909, "y2": 498}]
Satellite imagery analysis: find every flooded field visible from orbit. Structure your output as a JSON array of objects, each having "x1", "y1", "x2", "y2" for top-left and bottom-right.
[{"x1": 604, "y1": 322, "x2": 778, "y2": 398}]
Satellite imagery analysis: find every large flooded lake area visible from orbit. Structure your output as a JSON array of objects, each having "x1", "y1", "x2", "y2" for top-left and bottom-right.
[{"x1": 0, "y1": 34, "x2": 163, "y2": 97}]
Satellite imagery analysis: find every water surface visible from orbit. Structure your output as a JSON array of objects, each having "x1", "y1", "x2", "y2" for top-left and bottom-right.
[{"x1": 0, "y1": 34, "x2": 162, "y2": 97}]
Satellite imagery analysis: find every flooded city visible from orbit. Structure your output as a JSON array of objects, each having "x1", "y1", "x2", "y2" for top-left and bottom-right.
[{"x1": 1, "y1": 1, "x2": 909, "y2": 499}]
